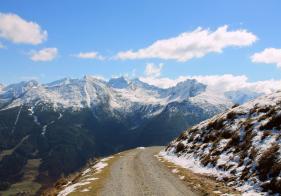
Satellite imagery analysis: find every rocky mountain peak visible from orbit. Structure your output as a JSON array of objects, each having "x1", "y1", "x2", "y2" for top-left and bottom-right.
[{"x1": 108, "y1": 76, "x2": 130, "y2": 89}]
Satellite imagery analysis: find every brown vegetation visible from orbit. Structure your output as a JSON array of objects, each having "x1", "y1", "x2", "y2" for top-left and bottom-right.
[
  {"x1": 207, "y1": 118, "x2": 225, "y2": 130},
  {"x1": 175, "y1": 142, "x2": 185, "y2": 153},
  {"x1": 257, "y1": 143, "x2": 280, "y2": 181},
  {"x1": 260, "y1": 113, "x2": 281, "y2": 130},
  {"x1": 226, "y1": 111, "x2": 236, "y2": 120}
]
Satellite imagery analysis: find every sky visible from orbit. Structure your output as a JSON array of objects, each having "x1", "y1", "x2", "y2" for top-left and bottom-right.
[{"x1": 0, "y1": 0, "x2": 281, "y2": 87}]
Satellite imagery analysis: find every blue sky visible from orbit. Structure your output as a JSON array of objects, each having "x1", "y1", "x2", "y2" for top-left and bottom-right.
[{"x1": 0, "y1": 0, "x2": 281, "y2": 85}]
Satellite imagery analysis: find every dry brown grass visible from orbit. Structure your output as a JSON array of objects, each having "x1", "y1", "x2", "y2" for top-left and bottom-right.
[
  {"x1": 231, "y1": 104, "x2": 240, "y2": 109},
  {"x1": 223, "y1": 133, "x2": 240, "y2": 151},
  {"x1": 257, "y1": 106, "x2": 271, "y2": 113},
  {"x1": 200, "y1": 154, "x2": 219, "y2": 167},
  {"x1": 261, "y1": 177, "x2": 281, "y2": 194},
  {"x1": 207, "y1": 118, "x2": 225, "y2": 130},
  {"x1": 226, "y1": 111, "x2": 236, "y2": 120},
  {"x1": 175, "y1": 142, "x2": 185, "y2": 153},
  {"x1": 257, "y1": 143, "x2": 280, "y2": 181},
  {"x1": 260, "y1": 113, "x2": 281, "y2": 130},
  {"x1": 202, "y1": 131, "x2": 218, "y2": 143},
  {"x1": 176, "y1": 132, "x2": 188, "y2": 141},
  {"x1": 261, "y1": 130, "x2": 271, "y2": 140}
]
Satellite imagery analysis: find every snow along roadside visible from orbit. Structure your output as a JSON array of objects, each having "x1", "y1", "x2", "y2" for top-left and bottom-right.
[
  {"x1": 58, "y1": 156, "x2": 114, "y2": 196},
  {"x1": 158, "y1": 150, "x2": 262, "y2": 196}
]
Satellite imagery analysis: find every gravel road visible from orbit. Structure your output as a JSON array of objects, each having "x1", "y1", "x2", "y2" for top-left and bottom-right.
[{"x1": 99, "y1": 146, "x2": 198, "y2": 196}]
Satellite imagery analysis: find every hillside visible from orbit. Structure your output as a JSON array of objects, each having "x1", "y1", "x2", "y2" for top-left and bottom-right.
[{"x1": 161, "y1": 91, "x2": 281, "y2": 194}]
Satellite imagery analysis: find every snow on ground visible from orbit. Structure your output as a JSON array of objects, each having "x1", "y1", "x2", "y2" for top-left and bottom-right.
[
  {"x1": 58, "y1": 156, "x2": 114, "y2": 196},
  {"x1": 161, "y1": 91, "x2": 281, "y2": 195},
  {"x1": 11, "y1": 105, "x2": 23, "y2": 134},
  {"x1": 171, "y1": 168, "x2": 179, "y2": 174},
  {"x1": 159, "y1": 151, "x2": 231, "y2": 179},
  {"x1": 58, "y1": 181, "x2": 92, "y2": 196}
]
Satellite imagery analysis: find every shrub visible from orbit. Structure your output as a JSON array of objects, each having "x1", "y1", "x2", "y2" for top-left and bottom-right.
[
  {"x1": 207, "y1": 118, "x2": 225, "y2": 130},
  {"x1": 258, "y1": 114, "x2": 268, "y2": 122},
  {"x1": 176, "y1": 132, "x2": 188, "y2": 141},
  {"x1": 187, "y1": 132, "x2": 196, "y2": 143},
  {"x1": 226, "y1": 111, "x2": 236, "y2": 120},
  {"x1": 223, "y1": 133, "x2": 240, "y2": 151},
  {"x1": 249, "y1": 105, "x2": 258, "y2": 115},
  {"x1": 231, "y1": 104, "x2": 240, "y2": 108},
  {"x1": 271, "y1": 161, "x2": 281, "y2": 178},
  {"x1": 188, "y1": 128, "x2": 198, "y2": 134},
  {"x1": 257, "y1": 144, "x2": 280, "y2": 181},
  {"x1": 238, "y1": 129, "x2": 256, "y2": 153},
  {"x1": 240, "y1": 167, "x2": 250, "y2": 180},
  {"x1": 201, "y1": 154, "x2": 211, "y2": 166},
  {"x1": 260, "y1": 113, "x2": 281, "y2": 130},
  {"x1": 261, "y1": 130, "x2": 271, "y2": 140},
  {"x1": 249, "y1": 147, "x2": 257, "y2": 160},
  {"x1": 200, "y1": 154, "x2": 218, "y2": 167},
  {"x1": 220, "y1": 129, "x2": 232, "y2": 139},
  {"x1": 202, "y1": 131, "x2": 218, "y2": 143},
  {"x1": 261, "y1": 177, "x2": 281, "y2": 193},
  {"x1": 175, "y1": 142, "x2": 185, "y2": 153},
  {"x1": 257, "y1": 107, "x2": 271, "y2": 113},
  {"x1": 165, "y1": 144, "x2": 172, "y2": 151},
  {"x1": 243, "y1": 120, "x2": 254, "y2": 131},
  {"x1": 54, "y1": 176, "x2": 68, "y2": 188}
]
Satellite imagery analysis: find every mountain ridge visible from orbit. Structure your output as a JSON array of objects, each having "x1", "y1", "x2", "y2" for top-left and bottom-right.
[
  {"x1": 0, "y1": 76, "x2": 261, "y2": 112},
  {"x1": 162, "y1": 90, "x2": 281, "y2": 194}
]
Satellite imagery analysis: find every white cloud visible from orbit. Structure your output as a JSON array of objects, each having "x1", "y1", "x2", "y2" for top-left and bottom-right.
[
  {"x1": 0, "y1": 42, "x2": 4, "y2": 48},
  {"x1": 0, "y1": 13, "x2": 47, "y2": 45},
  {"x1": 251, "y1": 48, "x2": 281, "y2": 68},
  {"x1": 139, "y1": 76, "x2": 185, "y2": 88},
  {"x1": 140, "y1": 74, "x2": 281, "y2": 94},
  {"x1": 145, "y1": 63, "x2": 164, "y2": 77},
  {"x1": 116, "y1": 25, "x2": 257, "y2": 62},
  {"x1": 30, "y1": 48, "x2": 58, "y2": 62},
  {"x1": 74, "y1": 52, "x2": 104, "y2": 60}
]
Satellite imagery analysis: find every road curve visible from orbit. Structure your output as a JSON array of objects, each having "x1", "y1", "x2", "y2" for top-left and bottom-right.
[{"x1": 99, "y1": 146, "x2": 198, "y2": 196}]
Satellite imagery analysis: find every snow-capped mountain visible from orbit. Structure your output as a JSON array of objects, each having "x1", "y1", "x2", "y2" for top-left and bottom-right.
[
  {"x1": 0, "y1": 75, "x2": 260, "y2": 114},
  {"x1": 224, "y1": 89, "x2": 263, "y2": 105},
  {"x1": 162, "y1": 91, "x2": 281, "y2": 194}
]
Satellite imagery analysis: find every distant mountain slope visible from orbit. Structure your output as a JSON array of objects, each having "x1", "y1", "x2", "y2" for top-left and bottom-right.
[{"x1": 162, "y1": 91, "x2": 281, "y2": 194}]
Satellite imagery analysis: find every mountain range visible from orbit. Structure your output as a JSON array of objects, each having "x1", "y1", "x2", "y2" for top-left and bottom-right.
[{"x1": 0, "y1": 75, "x2": 263, "y2": 193}]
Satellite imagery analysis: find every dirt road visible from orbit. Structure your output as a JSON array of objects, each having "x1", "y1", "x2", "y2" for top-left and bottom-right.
[{"x1": 99, "y1": 146, "x2": 198, "y2": 196}]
